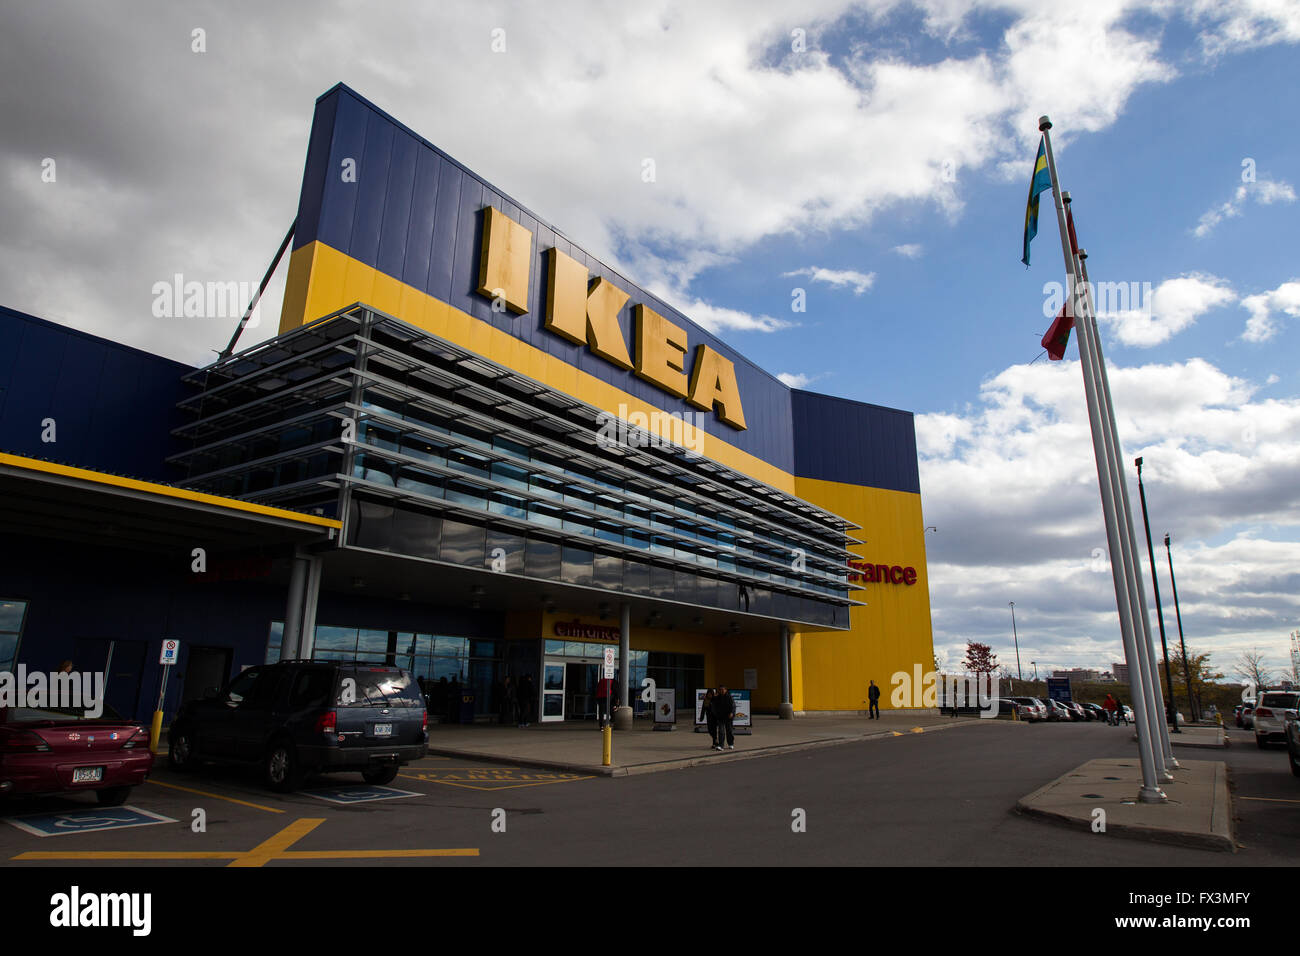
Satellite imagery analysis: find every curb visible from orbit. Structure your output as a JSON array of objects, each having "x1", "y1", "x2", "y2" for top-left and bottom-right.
[
  {"x1": 426, "y1": 717, "x2": 991, "y2": 777},
  {"x1": 1014, "y1": 761, "x2": 1236, "y2": 853}
]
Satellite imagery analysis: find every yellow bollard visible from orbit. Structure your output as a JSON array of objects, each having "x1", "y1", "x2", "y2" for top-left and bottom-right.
[
  {"x1": 149, "y1": 710, "x2": 165, "y2": 754},
  {"x1": 602, "y1": 723, "x2": 612, "y2": 767}
]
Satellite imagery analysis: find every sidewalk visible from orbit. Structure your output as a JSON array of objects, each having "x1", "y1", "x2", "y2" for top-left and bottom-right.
[
  {"x1": 1017, "y1": 757, "x2": 1234, "y2": 851},
  {"x1": 424, "y1": 711, "x2": 998, "y2": 776}
]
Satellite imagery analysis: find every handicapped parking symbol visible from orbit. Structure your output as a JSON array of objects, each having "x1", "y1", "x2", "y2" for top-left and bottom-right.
[
  {"x1": 6, "y1": 806, "x2": 176, "y2": 838},
  {"x1": 51, "y1": 811, "x2": 138, "y2": 830}
]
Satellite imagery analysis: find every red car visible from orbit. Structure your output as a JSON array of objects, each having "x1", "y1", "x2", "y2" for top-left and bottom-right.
[{"x1": 0, "y1": 706, "x2": 154, "y2": 805}]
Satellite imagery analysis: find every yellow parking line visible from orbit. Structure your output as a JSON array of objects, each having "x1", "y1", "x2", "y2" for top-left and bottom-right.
[
  {"x1": 15, "y1": 851, "x2": 237, "y2": 860},
  {"x1": 1239, "y1": 795, "x2": 1300, "y2": 804},
  {"x1": 11, "y1": 815, "x2": 480, "y2": 865},
  {"x1": 146, "y1": 778, "x2": 285, "y2": 814},
  {"x1": 228, "y1": 817, "x2": 325, "y2": 868}
]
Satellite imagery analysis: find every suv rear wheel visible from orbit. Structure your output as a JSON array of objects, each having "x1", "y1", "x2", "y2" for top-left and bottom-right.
[
  {"x1": 362, "y1": 765, "x2": 399, "y2": 786},
  {"x1": 169, "y1": 725, "x2": 198, "y2": 772},
  {"x1": 264, "y1": 740, "x2": 302, "y2": 792}
]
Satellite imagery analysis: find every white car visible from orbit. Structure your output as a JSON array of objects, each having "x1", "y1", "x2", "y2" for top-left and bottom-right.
[{"x1": 1254, "y1": 691, "x2": 1300, "y2": 748}]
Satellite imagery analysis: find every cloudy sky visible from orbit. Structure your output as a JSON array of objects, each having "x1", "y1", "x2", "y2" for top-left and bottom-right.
[{"x1": 2, "y1": 1, "x2": 1297, "y2": 682}]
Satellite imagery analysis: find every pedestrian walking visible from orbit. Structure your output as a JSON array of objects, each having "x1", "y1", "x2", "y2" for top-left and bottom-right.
[
  {"x1": 867, "y1": 679, "x2": 881, "y2": 719},
  {"x1": 1103, "y1": 693, "x2": 1117, "y2": 726},
  {"x1": 595, "y1": 673, "x2": 613, "y2": 728},
  {"x1": 1115, "y1": 696, "x2": 1129, "y2": 726},
  {"x1": 710, "y1": 685, "x2": 737, "y2": 751},
  {"x1": 500, "y1": 676, "x2": 516, "y2": 726},
  {"x1": 517, "y1": 674, "x2": 534, "y2": 727},
  {"x1": 701, "y1": 688, "x2": 717, "y2": 746}
]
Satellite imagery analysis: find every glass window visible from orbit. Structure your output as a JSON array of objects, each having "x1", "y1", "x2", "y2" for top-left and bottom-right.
[
  {"x1": 225, "y1": 667, "x2": 262, "y2": 702},
  {"x1": 544, "y1": 640, "x2": 565, "y2": 655},
  {"x1": 445, "y1": 480, "x2": 487, "y2": 511},
  {"x1": 492, "y1": 461, "x2": 530, "y2": 492},
  {"x1": 314, "y1": 626, "x2": 359, "y2": 658},
  {"x1": 0, "y1": 599, "x2": 27, "y2": 672},
  {"x1": 289, "y1": 668, "x2": 334, "y2": 709},
  {"x1": 434, "y1": 636, "x2": 469, "y2": 656},
  {"x1": 356, "y1": 629, "x2": 390, "y2": 660},
  {"x1": 264, "y1": 621, "x2": 284, "y2": 664}
]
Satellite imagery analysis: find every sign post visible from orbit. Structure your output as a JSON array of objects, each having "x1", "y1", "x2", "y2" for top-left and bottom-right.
[{"x1": 151, "y1": 640, "x2": 181, "y2": 753}]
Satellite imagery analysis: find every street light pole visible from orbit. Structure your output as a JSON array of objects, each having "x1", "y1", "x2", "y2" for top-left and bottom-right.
[
  {"x1": 1009, "y1": 602, "x2": 1022, "y2": 680},
  {"x1": 1135, "y1": 458, "x2": 1179, "y2": 732},
  {"x1": 1165, "y1": 533, "x2": 1196, "y2": 721}
]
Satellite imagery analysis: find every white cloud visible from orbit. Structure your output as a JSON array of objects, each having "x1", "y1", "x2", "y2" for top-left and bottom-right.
[
  {"x1": 1193, "y1": 178, "x2": 1297, "y2": 237},
  {"x1": 0, "y1": 1, "x2": 1220, "y2": 362},
  {"x1": 1240, "y1": 279, "x2": 1300, "y2": 342},
  {"x1": 892, "y1": 243, "x2": 923, "y2": 258},
  {"x1": 1099, "y1": 273, "x2": 1235, "y2": 347},
  {"x1": 776, "y1": 371, "x2": 830, "y2": 388},
  {"x1": 1184, "y1": 0, "x2": 1300, "y2": 57},
  {"x1": 676, "y1": 298, "x2": 793, "y2": 334},
  {"x1": 783, "y1": 266, "x2": 876, "y2": 295},
  {"x1": 920, "y1": 356, "x2": 1300, "y2": 671}
]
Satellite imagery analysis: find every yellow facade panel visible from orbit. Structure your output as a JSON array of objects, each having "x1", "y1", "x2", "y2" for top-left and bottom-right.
[{"x1": 794, "y1": 477, "x2": 934, "y2": 712}]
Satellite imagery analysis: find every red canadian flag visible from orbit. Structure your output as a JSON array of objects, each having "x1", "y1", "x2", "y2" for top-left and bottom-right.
[{"x1": 1042, "y1": 305, "x2": 1074, "y2": 360}]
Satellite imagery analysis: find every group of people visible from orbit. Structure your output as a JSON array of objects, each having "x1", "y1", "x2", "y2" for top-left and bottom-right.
[
  {"x1": 700, "y1": 686, "x2": 737, "y2": 751},
  {"x1": 1102, "y1": 693, "x2": 1130, "y2": 726},
  {"x1": 497, "y1": 675, "x2": 537, "y2": 728}
]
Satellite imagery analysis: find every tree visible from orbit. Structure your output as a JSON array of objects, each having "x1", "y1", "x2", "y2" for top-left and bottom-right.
[
  {"x1": 963, "y1": 641, "x2": 998, "y2": 675},
  {"x1": 1233, "y1": 648, "x2": 1273, "y2": 695},
  {"x1": 1160, "y1": 648, "x2": 1224, "y2": 721}
]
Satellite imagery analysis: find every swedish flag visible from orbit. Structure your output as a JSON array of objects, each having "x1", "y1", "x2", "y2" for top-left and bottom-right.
[{"x1": 1021, "y1": 138, "x2": 1052, "y2": 266}]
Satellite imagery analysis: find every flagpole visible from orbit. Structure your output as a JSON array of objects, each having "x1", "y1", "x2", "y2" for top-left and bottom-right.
[
  {"x1": 1072, "y1": 236, "x2": 1177, "y2": 776},
  {"x1": 1037, "y1": 116, "x2": 1166, "y2": 802}
]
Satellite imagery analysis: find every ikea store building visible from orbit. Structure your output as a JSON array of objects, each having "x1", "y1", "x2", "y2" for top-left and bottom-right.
[{"x1": 0, "y1": 85, "x2": 934, "y2": 727}]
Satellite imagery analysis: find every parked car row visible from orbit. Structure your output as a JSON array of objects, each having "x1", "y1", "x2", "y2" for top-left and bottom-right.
[
  {"x1": 1251, "y1": 691, "x2": 1299, "y2": 750},
  {"x1": 999, "y1": 697, "x2": 1129, "y2": 723}
]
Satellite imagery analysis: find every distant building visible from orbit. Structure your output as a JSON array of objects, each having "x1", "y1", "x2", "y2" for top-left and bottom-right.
[
  {"x1": 1052, "y1": 668, "x2": 1101, "y2": 682},
  {"x1": 1112, "y1": 663, "x2": 1130, "y2": 683}
]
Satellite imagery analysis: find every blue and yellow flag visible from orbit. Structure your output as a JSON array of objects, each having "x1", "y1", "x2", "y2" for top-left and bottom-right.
[{"x1": 1021, "y1": 137, "x2": 1052, "y2": 266}]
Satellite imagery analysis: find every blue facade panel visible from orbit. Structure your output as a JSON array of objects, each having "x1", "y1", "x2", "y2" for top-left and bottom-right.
[
  {"x1": 791, "y1": 390, "x2": 920, "y2": 494},
  {"x1": 0, "y1": 306, "x2": 192, "y2": 481}
]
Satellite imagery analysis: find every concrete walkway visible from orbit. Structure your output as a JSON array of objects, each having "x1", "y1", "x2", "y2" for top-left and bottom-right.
[
  {"x1": 425, "y1": 711, "x2": 1001, "y2": 776},
  {"x1": 1017, "y1": 757, "x2": 1234, "y2": 851}
]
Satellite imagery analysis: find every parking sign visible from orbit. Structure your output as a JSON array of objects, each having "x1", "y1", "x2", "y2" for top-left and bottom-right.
[{"x1": 160, "y1": 639, "x2": 180, "y2": 665}]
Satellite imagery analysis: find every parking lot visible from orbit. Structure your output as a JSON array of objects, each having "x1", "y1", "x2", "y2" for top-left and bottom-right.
[
  {"x1": 2, "y1": 720, "x2": 1296, "y2": 867},
  {"x1": 0, "y1": 753, "x2": 600, "y2": 867}
]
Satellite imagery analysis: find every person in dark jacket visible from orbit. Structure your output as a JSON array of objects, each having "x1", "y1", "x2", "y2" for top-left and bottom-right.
[
  {"x1": 517, "y1": 674, "x2": 534, "y2": 727},
  {"x1": 701, "y1": 688, "x2": 717, "y2": 746},
  {"x1": 867, "y1": 680, "x2": 881, "y2": 719},
  {"x1": 710, "y1": 686, "x2": 736, "y2": 750},
  {"x1": 500, "y1": 676, "x2": 516, "y2": 726}
]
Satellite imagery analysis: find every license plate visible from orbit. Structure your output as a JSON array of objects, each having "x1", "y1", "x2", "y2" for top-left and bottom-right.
[
  {"x1": 372, "y1": 723, "x2": 392, "y2": 737},
  {"x1": 72, "y1": 767, "x2": 104, "y2": 783}
]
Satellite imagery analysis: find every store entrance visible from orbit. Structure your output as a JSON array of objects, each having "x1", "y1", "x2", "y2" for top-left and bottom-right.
[{"x1": 564, "y1": 661, "x2": 600, "y2": 721}]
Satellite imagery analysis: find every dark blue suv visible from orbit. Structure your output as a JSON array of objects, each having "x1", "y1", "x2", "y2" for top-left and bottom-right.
[{"x1": 168, "y1": 661, "x2": 428, "y2": 791}]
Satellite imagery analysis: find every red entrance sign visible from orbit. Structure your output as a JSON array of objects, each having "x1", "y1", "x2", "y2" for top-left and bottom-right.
[{"x1": 848, "y1": 560, "x2": 917, "y2": 585}]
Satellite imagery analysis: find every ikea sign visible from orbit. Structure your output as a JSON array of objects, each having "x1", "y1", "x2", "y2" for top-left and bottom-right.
[{"x1": 476, "y1": 207, "x2": 747, "y2": 430}]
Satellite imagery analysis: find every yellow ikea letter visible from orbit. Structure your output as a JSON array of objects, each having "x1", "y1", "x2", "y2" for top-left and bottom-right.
[
  {"x1": 634, "y1": 305, "x2": 689, "y2": 398},
  {"x1": 686, "y1": 345, "x2": 747, "y2": 430},
  {"x1": 477, "y1": 206, "x2": 532, "y2": 314}
]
